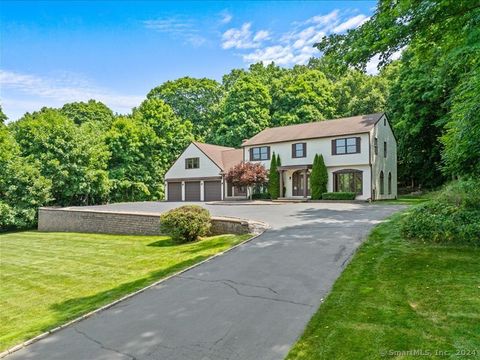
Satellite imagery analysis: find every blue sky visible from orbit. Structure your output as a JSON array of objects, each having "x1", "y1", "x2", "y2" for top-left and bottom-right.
[{"x1": 1, "y1": 1, "x2": 377, "y2": 121}]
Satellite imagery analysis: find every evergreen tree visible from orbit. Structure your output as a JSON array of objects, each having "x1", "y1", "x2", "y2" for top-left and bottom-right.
[
  {"x1": 268, "y1": 152, "x2": 279, "y2": 199},
  {"x1": 277, "y1": 154, "x2": 282, "y2": 197},
  {"x1": 310, "y1": 154, "x2": 328, "y2": 199}
]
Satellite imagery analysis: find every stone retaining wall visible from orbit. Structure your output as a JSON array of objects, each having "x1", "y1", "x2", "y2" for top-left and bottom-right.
[{"x1": 38, "y1": 207, "x2": 264, "y2": 236}]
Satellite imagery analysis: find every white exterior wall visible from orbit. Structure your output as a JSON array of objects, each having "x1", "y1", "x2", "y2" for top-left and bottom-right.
[
  {"x1": 164, "y1": 143, "x2": 222, "y2": 180},
  {"x1": 243, "y1": 134, "x2": 370, "y2": 169},
  {"x1": 244, "y1": 134, "x2": 372, "y2": 200},
  {"x1": 370, "y1": 114, "x2": 397, "y2": 199}
]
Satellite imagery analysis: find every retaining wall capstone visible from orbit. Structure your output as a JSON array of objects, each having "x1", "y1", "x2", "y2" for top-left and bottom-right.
[{"x1": 38, "y1": 207, "x2": 265, "y2": 236}]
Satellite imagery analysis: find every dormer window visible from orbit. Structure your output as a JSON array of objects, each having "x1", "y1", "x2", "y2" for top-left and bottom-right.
[{"x1": 332, "y1": 137, "x2": 360, "y2": 155}]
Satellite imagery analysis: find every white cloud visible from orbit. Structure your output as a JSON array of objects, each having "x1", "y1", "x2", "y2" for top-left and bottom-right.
[
  {"x1": 332, "y1": 14, "x2": 369, "y2": 33},
  {"x1": 306, "y1": 10, "x2": 340, "y2": 26},
  {"x1": 143, "y1": 17, "x2": 207, "y2": 47},
  {"x1": 0, "y1": 69, "x2": 144, "y2": 120},
  {"x1": 220, "y1": 11, "x2": 233, "y2": 24},
  {"x1": 222, "y1": 10, "x2": 370, "y2": 67},
  {"x1": 253, "y1": 30, "x2": 270, "y2": 42},
  {"x1": 222, "y1": 23, "x2": 269, "y2": 49}
]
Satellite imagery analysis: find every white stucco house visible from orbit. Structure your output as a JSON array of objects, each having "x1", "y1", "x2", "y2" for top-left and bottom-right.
[{"x1": 164, "y1": 113, "x2": 397, "y2": 201}]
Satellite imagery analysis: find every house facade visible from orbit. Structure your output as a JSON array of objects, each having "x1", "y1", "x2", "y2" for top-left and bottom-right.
[{"x1": 164, "y1": 113, "x2": 397, "y2": 201}]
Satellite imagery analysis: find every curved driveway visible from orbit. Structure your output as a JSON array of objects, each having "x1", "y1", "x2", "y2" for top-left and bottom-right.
[{"x1": 6, "y1": 202, "x2": 404, "y2": 360}]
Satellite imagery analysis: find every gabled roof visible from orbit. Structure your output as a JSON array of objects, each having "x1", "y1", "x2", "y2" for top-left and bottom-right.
[
  {"x1": 241, "y1": 113, "x2": 384, "y2": 146},
  {"x1": 192, "y1": 142, "x2": 242, "y2": 171},
  {"x1": 221, "y1": 148, "x2": 243, "y2": 172}
]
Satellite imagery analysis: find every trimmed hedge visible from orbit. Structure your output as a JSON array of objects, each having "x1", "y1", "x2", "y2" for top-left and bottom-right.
[
  {"x1": 252, "y1": 192, "x2": 271, "y2": 200},
  {"x1": 160, "y1": 205, "x2": 211, "y2": 243},
  {"x1": 400, "y1": 179, "x2": 480, "y2": 246},
  {"x1": 321, "y1": 192, "x2": 356, "y2": 200}
]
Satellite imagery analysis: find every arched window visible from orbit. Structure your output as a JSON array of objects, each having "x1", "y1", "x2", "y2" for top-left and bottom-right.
[
  {"x1": 388, "y1": 172, "x2": 392, "y2": 195},
  {"x1": 379, "y1": 171, "x2": 385, "y2": 195}
]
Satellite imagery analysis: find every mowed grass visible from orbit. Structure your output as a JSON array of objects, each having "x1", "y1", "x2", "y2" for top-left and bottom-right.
[
  {"x1": 287, "y1": 213, "x2": 480, "y2": 360},
  {"x1": 0, "y1": 231, "x2": 252, "y2": 351},
  {"x1": 376, "y1": 193, "x2": 433, "y2": 205}
]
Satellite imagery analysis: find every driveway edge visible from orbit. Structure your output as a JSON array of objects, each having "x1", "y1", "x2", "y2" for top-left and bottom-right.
[{"x1": 0, "y1": 221, "x2": 269, "y2": 359}]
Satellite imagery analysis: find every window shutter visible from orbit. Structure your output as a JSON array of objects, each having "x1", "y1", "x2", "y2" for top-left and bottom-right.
[
  {"x1": 291, "y1": 144, "x2": 295, "y2": 158},
  {"x1": 356, "y1": 137, "x2": 361, "y2": 153},
  {"x1": 185, "y1": 158, "x2": 188, "y2": 169},
  {"x1": 267, "y1": 146, "x2": 271, "y2": 160},
  {"x1": 303, "y1": 143, "x2": 307, "y2": 157},
  {"x1": 331, "y1": 139, "x2": 336, "y2": 155},
  {"x1": 249, "y1": 148, "x2": 253, "y2": 161}
]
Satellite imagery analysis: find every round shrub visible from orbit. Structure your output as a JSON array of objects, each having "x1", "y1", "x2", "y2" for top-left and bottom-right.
[{"x1": 160, "y1": 205, "x2": 211, "y2": 243}]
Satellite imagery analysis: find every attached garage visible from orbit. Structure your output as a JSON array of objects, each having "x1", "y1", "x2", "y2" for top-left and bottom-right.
[
  {"x1": 167, "y1": 182, "x2": 182, "y2": 201},
  {"x1": 204, "y1": 181, "x2": 222, "y2": 201},
  {"x1": 185, "y1": 181, "x2": 201, "y2": 201}
]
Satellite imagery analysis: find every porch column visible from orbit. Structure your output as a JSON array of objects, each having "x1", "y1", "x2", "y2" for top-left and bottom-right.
[
  {"x1": 279, "y1": 170, "x2": 283, "y2": 198},
  {"x1": 303, "y1": 169, "x2": 308, "y2": 198}
]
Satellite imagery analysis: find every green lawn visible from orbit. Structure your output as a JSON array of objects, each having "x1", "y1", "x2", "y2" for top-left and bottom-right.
[
  {"x1": 287, "y1": 213, "x2": 480, "y2": 360},
  {"x1": 376, "y1": 193, "x2": 433, "y2": 205},
  {"x1": 0, "y1": 231, "x2": 251, "y2": 351}
]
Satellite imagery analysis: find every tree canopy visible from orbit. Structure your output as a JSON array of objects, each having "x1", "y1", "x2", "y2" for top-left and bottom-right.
[
  {"x1": 61, "y1": 100, "x2": 115, "y2": 127},
  {"x1": 214, "y1": 75, "x2": 271, "y2": 147},
  {"x1": 147, "y1": 77, "x2": 223, "y2": 140}
]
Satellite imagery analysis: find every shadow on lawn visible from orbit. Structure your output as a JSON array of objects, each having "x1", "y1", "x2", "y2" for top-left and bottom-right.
[
  {"x1": 147, "y1": 237, "x2": 232, "y2": 255},
  {"x1": 48, "y1": 255, "x2": 208, "y2": 325}
]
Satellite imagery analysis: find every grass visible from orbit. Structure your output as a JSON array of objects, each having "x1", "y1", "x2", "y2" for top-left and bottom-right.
[
  {"x1": 0, "y1": 231, "x2": 252, "y2": 351},
  {"x1": 287, "y1": 213, "x2": 480, "y2": 360},
  {"x1": 376, "y1": 193, "x2": 433, "y2": 205}
]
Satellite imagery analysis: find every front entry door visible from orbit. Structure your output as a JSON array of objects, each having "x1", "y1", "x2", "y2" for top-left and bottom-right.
[{"x1": 292, "y1": 170, "x2": 310, "y2": 196}]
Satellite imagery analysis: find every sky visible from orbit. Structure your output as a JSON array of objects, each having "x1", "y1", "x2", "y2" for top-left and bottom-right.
[{"x1": 0, "y1": 1, "x2": 378, "y2": 121}]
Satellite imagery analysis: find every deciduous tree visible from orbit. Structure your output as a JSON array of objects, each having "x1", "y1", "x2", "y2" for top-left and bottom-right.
[
  {"x1": 61, "y1": 100, "x2": 114, "y2": 128},
  {"x1": 225, "y1": 162, "x2": 268, "y2": 200},
  {"x1": 11, "y1": 108, "x2": 110, "y2": 205},
  {"x1": 147, "y1": 77, "x2": 223, "y2": 140},
  {"x1": 214, "y1": 75, "x2": 271, "y2": 147}
]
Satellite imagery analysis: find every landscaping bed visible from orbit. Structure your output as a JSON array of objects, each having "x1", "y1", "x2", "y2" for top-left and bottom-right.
[
  {"x1": 0, "y1": 231, "x2": 252, "y2": 351},
  {"x1": 286, "y1": 212, "x2": 480, "y2": 359}
]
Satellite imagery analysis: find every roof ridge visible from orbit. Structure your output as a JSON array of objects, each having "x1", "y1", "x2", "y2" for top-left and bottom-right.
[{"x1": 252, "y1": 113, "x2": 384, "y2": 132}]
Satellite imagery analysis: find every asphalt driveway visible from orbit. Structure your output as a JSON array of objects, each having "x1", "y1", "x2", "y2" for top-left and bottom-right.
[{"x1": 6, "y1": 202, "x2": 404, "y2": 360}]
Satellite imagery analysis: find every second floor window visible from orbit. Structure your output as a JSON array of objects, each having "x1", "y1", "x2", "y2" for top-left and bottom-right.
[
  {"x1": 332, "y1": 137, "x2": 360, "y2": 155},
  {"x1": 250, "y1": 146, "x2": 270, "y2": 161},
  {"x1": 185, "y1": 157, "x2": 199, "y2": 169},
  {"x1": 292, "y1": 143, "x2": 306, "y2": 158}
]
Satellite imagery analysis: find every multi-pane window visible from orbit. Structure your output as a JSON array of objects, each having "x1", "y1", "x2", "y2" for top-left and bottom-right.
[
  {"x1": 185, "y1": 157, "x2": 199, "y2": 169},
  {"x1": 250, "y1": 146, "x2": 270, "y2": 161},
  {"x1": 292, "y1": 143, "x2": 306, "y2": 158},
  {"x1": 333, "y1": 137, "x2": 360, "y2": 155},
  {"x1": 384, "y1": 141, "x2": 387, "y2": 157},
  {"x1": 334, "y1": 170, "x2": 363, "y2": 195}
]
